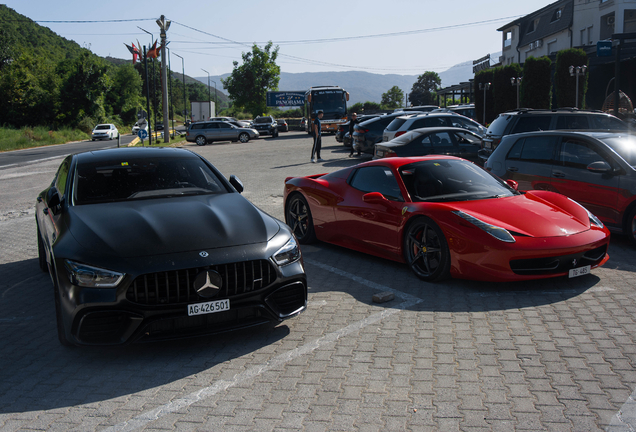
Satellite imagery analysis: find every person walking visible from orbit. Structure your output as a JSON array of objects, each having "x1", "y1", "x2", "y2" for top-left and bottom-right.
[
  {"x1": 348, "y1": 112, "x2": 359, "y2": 157},
  {"x1": 311, "y1": 110, "x2": 324, "y2": 163}
]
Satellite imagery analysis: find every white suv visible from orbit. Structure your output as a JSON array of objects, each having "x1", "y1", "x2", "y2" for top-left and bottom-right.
[{"x1": 383, "y1": 112, "x2": 486, "y2": 142}]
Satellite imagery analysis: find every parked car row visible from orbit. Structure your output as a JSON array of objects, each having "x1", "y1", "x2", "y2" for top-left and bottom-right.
[
  {"x1": 350, "y1": 111, "x2": 485, "y2": 159},
  {"x1": 476, "y1": 108, "x2": 635, "y2": 246}
]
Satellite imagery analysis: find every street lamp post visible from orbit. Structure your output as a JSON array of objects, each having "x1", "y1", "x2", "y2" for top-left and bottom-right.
[
  {"x1": 210, "y1": 79, "x2": 217, "y2": 116},
  {"x1": 157, "y1": 15, "x2": 171, "y2": 143},
  {"x1": 569, "y1": 65, "x2": 587, "y2": 109},
  {"x1": 201, "y1": 68, "x2": 211, "y2": 120},
  {"x1": 173, "y1": 52, "x2": 187, "y2": 124},
  {"x1": 479, "y1": 82, "x2": 491, "y2": 125},
  {"x1": 511, "y1": 77, "x2": 522, "y2": 109}
]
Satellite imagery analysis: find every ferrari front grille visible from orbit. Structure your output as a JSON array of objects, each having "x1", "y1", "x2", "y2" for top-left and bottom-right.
[
  {"x1": 126, "y1": 260, "x2": 276, "y2": 305},
  {"x1": 509, "y1": 245, "x2": 607, "y2": 275}
]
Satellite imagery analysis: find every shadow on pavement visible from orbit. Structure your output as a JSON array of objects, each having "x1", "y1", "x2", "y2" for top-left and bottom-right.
[{"x1": 0, "y1": 258, "x2": 290, "y2": 414}]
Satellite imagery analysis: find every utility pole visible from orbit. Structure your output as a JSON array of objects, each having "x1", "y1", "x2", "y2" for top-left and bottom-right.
[
  {"x1": 157, "y1": 15, "x2": 171, "y2": 143},
  {"x1": 202, "y1": 68, "x2": 211, "y2": 120},
  {"x1": 173, "y1": 52, "x2": 187, "y2": 123}
]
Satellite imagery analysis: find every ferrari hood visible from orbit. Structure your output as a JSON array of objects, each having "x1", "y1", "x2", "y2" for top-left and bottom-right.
[
  {"x1": 449, "y1": 192, "x2": 591, "y2": 238},
  {"x1": 67, "y1": 193, "x2": 281, "y2": 258}
]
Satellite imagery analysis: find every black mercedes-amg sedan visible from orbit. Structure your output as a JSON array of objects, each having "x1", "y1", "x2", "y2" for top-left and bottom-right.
[{"x1": 36, "y1": 147, "x2": 307, "y2": 346}]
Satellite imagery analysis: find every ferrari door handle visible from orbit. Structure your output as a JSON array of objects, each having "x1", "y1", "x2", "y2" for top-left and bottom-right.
[
  {"x1": 507, "y1": 166, "x2": 518, "y2": 172},
  {"x1": 553, "y1": 171, "x2": 566, "y2": 178}
]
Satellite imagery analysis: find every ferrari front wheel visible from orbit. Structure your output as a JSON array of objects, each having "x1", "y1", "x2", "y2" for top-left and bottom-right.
[
  {"x1": 403, "y1": 217, "x2": 450, "y2": 282},
  {"x1": 285, "y1": 194, "x2": 316, "y2": 244}
]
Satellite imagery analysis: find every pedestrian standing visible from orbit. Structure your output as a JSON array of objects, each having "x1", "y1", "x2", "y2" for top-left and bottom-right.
[
  {"x1": 311, "y1": 110, "x2": 324, "y2": 163},
  {"x1": 348, "y1": 112, "x2": 359, "y2": 157}
]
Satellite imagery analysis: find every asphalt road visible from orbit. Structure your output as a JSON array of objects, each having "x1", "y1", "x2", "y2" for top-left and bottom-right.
[{"x1": 2, "y1": 132, "x2": 636, "y2": 431}]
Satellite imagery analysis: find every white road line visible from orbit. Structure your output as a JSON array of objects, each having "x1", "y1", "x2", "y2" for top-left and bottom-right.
[
  {"x1": 608, "y1": 393, "x2": 636, "y2": 431},
  {"x1": 101, "y1": 259, "x2": 422, "y2": 432}
]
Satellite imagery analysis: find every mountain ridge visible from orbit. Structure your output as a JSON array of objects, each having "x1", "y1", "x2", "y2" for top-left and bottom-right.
[{"x1": 195, "y1": 53, "x2": 500, "y2": 106}]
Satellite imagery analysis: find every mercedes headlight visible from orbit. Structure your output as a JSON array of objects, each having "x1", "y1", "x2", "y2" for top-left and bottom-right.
[
  {"x1": 64, "y1": 260, "x2": 125, "y2": 288},
  {"x1": 272, "y1": 237, "x2": 301, "y2": 266},
  {"x1": 453, "y1": 210, "x2": 516, "y2": 243}
]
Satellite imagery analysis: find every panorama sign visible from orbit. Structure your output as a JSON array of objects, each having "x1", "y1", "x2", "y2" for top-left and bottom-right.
[{"x1": 267, "y1": 91, "x2": 306, "y2": 107}]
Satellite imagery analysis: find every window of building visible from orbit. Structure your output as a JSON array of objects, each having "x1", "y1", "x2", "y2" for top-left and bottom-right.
[
  {"x1": 551, "y1": 8, "x2": 563, "y2": 22},
  {"x1": 504, "y1": 30, "x2": 512, "y2": 48},
  {"x1": 626, "y1": 10, "x2": 636, "y2": 33},
  {"x1": 528, "y1": 18, "x2": 539, "y2": 33},
  {"x1": 588, "y1": 26, "x2": 594, "y2": 44}
]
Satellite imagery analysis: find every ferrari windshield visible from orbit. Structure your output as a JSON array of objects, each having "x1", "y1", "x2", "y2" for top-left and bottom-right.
[
  {"x1": 399, "y1": 159, "x2": 517, "y2": 202},
  {"x1": 73, "y1": 156, "x2": 228, "y2": 204}
]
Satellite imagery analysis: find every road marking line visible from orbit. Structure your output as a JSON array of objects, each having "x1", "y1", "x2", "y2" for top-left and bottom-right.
[{"x1": 102, "y1": 259, "x2": 421, "y2": 432}]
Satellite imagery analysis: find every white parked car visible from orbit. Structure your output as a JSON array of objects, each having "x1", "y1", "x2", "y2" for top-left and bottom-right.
[
  {"x1": 131, "y1": 121, "x2": 148, "y2": 135},
  {"x1": 91, "y1": 124, "x2": 119, "y2": 141}
]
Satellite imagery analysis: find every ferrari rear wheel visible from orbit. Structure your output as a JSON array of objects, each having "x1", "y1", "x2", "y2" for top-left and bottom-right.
[
  {"x1": 404, "y1": 217, "x2": 450, "y2": 282},
  {"x1": 286, "y1": 194, "x2": 316, "y2": 244}
]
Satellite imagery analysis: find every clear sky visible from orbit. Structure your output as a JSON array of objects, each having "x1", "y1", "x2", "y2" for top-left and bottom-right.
[{"x1": 5, "y1": 0, "x2": 552, "y2": 78}]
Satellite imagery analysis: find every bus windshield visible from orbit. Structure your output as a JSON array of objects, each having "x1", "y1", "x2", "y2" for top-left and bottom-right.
[{"x1": 311, "y1": 90, "x2": 346, "y2": 120}]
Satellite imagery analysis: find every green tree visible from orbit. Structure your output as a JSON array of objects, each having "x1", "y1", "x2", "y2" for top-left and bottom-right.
[
  {"x1": 106, "y1": 63, "x2": 143, "y2": 123},
  {"x1": 381, "y1": 86, "x2": 404, "y2": 109},
  {"x1": 0, "y1": 50, "x2": 59, "y2": 127},
  {"x1": 222, "y1": 42, "x2": 280, "y2": 118},
  {"x1": 492, "y1": 63, "x2": 523, "y2": 115},
  {"x1": 521, "y1": 56, "x2": 552, "y2": 109},
  {"x1": 57, "y1": 52, "x2": 111, "y2": 126},
  {"x1": 409, "y1": 72, "x2": 441, "y2": 106}
]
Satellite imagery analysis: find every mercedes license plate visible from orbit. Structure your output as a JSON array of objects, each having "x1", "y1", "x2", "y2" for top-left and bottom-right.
[
  {"x1": 568, "y1": 265, "x2": 590, "y2": 278},
  {"x1": 188, "y1": 299, "x2": 230, "y2": 316}
]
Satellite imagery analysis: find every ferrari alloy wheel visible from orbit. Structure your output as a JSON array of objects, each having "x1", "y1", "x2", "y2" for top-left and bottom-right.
[
  {"x1": 628, "y1": 206, "x2": 636, "y2": 247},
  {"x1": 238, "y1": 132, "x2": 249, "y2": 143},
  {"x1": 404, "y1": 217, "x2": 450, "y2": 282},
  {"x1": 37, "y1": 226, "x2": 48, "y2": 273},
  {"x1": 286, "y1": 194, "x2": 316, "y2": 244},
  {"x1": 195, "y1": 135, "x2": 207, "y2": 146}
]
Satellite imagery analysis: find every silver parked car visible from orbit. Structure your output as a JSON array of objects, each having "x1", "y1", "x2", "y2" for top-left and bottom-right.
[
  {"x1": 383, "y1": 112, "x2": 486, "y2": 142},
  {"x1": 186, "y1": 121, "x2": 259, "y2": 146}
]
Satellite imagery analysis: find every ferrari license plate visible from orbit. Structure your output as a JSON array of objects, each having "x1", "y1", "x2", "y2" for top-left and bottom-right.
[
  {"x1": 188, "y1": 299, "x2": 230, "y2": 316},
  {"x1": 569, "y1": 265, "x2": 591, "y2": 278}
]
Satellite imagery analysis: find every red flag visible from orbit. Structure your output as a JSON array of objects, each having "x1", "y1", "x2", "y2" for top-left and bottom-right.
[
  {"x1": 131, "y1": 43, "x2": 139, "y2": 63},
  {"x1": 147, "y1": 40, "x2": 162, "y2": 59},
  {"x1": 124, "y1": 43, "x2": 140, "y2": 64}
]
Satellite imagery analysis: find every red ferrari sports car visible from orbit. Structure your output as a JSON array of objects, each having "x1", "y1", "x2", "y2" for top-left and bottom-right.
[{"x1": 284, "y1": 156, "x2": 610, "y2": 282}]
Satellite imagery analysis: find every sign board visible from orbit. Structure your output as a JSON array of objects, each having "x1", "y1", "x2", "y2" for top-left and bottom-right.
[
  {"x1": 137, "y1": 129, "x2": 148, "y2": 140},
  {"x1": 267, "y1": 91, "x2": 305, "y2": 107},
  {"x1": 137, "y1": 110, "x2": 148, "y2": 119},
  {"x1": 597, "y1": 40, "x2": 612, "y2": 57},
  {"x1": 472, "y1": 54, "x2": 491, "y2": 74}
]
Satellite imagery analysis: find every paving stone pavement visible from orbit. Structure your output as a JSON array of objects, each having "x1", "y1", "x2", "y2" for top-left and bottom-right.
[{"x1": 1, "y1": 133, "x2": 636, "y2": 431}]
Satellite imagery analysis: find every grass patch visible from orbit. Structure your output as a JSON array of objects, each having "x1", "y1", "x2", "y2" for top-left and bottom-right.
[{"x1": 0, "y1": 126, "x2": 89, "y2": 152}]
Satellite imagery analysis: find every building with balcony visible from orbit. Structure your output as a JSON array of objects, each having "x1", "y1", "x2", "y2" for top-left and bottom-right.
[{"x1": 498, "y1": 0, "x2": 636, "y2": 65}]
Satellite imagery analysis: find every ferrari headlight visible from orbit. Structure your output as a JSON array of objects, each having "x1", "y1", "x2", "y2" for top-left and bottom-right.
[
  {"x1": 272, "y1": 237, "x2": 301, "y2": 266},
  {"x1": 453, "y1": 210, "x2": 516, "y2": 243},
  {"x1": 64, "y1": 260, "x2": 125, "y2": 288},
  {"x1": 568, "y1": 198, "x2": 603, "y2": 229}
]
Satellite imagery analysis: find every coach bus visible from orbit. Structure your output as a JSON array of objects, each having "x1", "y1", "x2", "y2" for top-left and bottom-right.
[{"x1": 304, "y1": 86, "x2": 349, "y2": 134}]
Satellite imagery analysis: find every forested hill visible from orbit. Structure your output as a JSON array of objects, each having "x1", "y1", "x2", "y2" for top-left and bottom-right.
[
  {"x1": 0, "y1": 5, "x2": 87, "y2": 63},
  {"x1": 0, "y1": 5, "x2": 221, "y2": 130}
]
